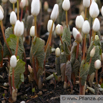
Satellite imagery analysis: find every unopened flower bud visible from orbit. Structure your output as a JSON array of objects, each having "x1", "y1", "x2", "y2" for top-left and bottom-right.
[
  {"x1": 9, "y1": 0, "x2": 17, "y2": 4},
  {"x1": 14, "y1": 20, "x2": 24, "y2": 36},
  {"x1": 92, "y1": 18, "x2": 100, "y2": 32},
  {"x1": 30, "y1": 26, "x2": 35, "y2": 37},
  {"x1": 47, "y1": 20, "x2": 55, "y2": 32},
  {"x1": 72, "y1": 27, "x2": 80, "y2": 39},
  {"x1": 10, "y1": 55, "x2": 17, "y2": 68},
  {"x1": 44, "y1": 1, "x2": 48, "y2": 11},
  {"x1": 101, "y1": 6, "x2": 103, "y2": 16},
  {"x1": 56, "y1": 24, "x2": 63, "y2": 36},
  {"x1": 89, "y1": 0, "x2": 99, "y2": 18},
  {"x1": 0, "y1": 9, "x2": 4, "y2": 21},
  {"x1": 25, "y1": 0, "x2": 29, "y2": 6},
  {"x1": 55, "y1": 47, "x2": 60, "y2": 57},
  {"x1": 62, "y1": 0, "x2": 70, "y2": 11},
  {"x1": 20, "y1": 0, "x2": 26, "y2": 8},
  {"x1": 31, "y1": 0, "x2": 40, "y2": 16},
  {"x1": 83, "y1": 0, "x2": 90, "y2": 8},
  {"x1": 2, "y1": 0, "x2": 8, "y2": 3},
  {"x1": 75, "y1": 15, "x2": 84, "y2": 29},
  {"x1": 28, "y1": 65, "x2": 33, "y2": 73},
  {"x1": 0, "y1": 5, "x2": 4, "y2": 14},
  {"x1": 10, "y1": 11, "x2": 17, "y2": 25},
  {"x1": 75, "y1": 34, "x2": 82, "y2": 42},
  {"x1": 94, "y1": 59, "x2": 101, "y2": 69},
  {"x1": 50, "y1": 4, "x2": 59, "y2": 21},
  {"x1": 90, "y1": 47, "x2": 95, "y2": 57},
  {"x1": 82, "y1": 20, "x2": 90, "y2": 34},
  {"x1": 95, "y1": 35, "x2": 99, "y2": 41}
]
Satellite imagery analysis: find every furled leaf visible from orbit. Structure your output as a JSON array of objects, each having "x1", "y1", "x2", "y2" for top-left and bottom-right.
[
  {"x1": 30, "y1": 37, "x2": 45, "y2": 68},
  {"x1": 10, "y1": 59, "x2": 25, "y2": 89},
  {"x1": 89, "y1": 72, "x2": 95, "y2": 87},
  {"x1": 65, "y1": 60, "x2": 72, "y2": 87},
  {"x1": 61, "y1": 26, "x2": 71, "y2": 55},
  {"x1": 7, "y1": 34, "x2": 24, "y2": 59},
  {"x1": 80, "y1": 61, "x2": 90, "y2": 86},
  {"x1": 3, "y1": 27, "x2": 13, "y2": 57}
]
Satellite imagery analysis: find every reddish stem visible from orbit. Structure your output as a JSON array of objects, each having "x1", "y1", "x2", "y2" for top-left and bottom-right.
[
  {"x1": 9, "y1": 76, "x2": 12, "y2": 95},
  {"x1": 12, "y1": 68, "x2": 15, "y2": 89},
  {"x1": 60, "y1": 35, "x2": 63, "y2": 44},
  {"x1": 26, "y1": 6, "x2": 28, "y2": 13},
  {"x1": 20, "y1": 8, "x2": 23, "y2": 21},
  {"x1": 15, "y1": 37, "x2": 19, "y2": 56},
  {"x1": 0, "y1": 21, "x2": 12, "y2": 55}
]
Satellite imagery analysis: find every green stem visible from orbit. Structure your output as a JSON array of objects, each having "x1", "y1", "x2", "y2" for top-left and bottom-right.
[{"x1": 12, "y1": 68, "x2": 15, "y2": 89}]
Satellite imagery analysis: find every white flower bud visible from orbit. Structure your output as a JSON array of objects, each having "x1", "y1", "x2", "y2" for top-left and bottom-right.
[
  {"x1": 31, "y1": 0, "x2": 40, "y2": 16},
  {"x1": 30, "y1": 26, "x2": 35, "y2": 37},
  {"x1": 72, "y1": 27, "x2": 80, "y2": 39},
  {"x1": 75, "y1": 34, "x2": 82, "y2": 42},
  {"x1": 92, "y1": 18, "x2": 100, "y2": 32},
  {"x1": 0, "y1": 9, "x2": 4, "y2": 21},
  {"x1": 90, "y1": 47, "x2": 95, "y2": 57},
  {"x1": 28, "y1": 65, "x2": 33, "y2": 73},
  {"x1": 56, "y1": 24, "x2": 63, "y2": 36},
  {"x1": 47, "y1": 20, "x2": 55, "y2": 32},
  {"x1": 2, "y1": 0, "x2": 8, "y2": 3},
  {"x1": 9, "y1": 0, "x2": 17, "y2": 4},
  {"x1": 95, "y1": 35, "x2": 99, "y2": 41},
  {"x1": 82, "y1": 20, "x2": 90, "y2": 34},
  {"x1": 14, "y1": 20, "x2": 24, "y2": 36},
  {"x1": 62, "y1": 0, "x2": 70, "y2": 11},
  {"x1": 10, "y1": 55, "x2": 17, "y2": 68},
  {"x1": 94, "y1": 59, "x2": 101, "y2": 69},
  {"x1": 10, "y1": 11, "x2": 17, "y2": 25},
  {"x1": 25, "y1": 0, "x2": 29, "y2": 6},
  {"x1": 101, "y1": 6, "x2": 103, "y2": 16},
  {"x1": 89, "y1": 0, "x2": 99, "y2": 18},
  {"x1": 75, "y1": 15, "x2": 84, "y2": 29},
  {"x1": 0, "y1": 5, "x2": 4, "y2": 14},
  {"x1": 55, "y1": 47, "x2": 60, "y2": 57},
  {"x1": 44, "y1": 1, "x2": 48, "y2": 11},
  {"x1": 20, "y1": 101, "x2": 25, "y2": 103},
  {"x1": 83, "y1": 0, "x2": 90, "y2": 8},
  {"x1": 50, "y1": 4, "x2": 59, "y2": 21},
  {"x1": 20, "y1": 0, "x2": 26, "y2": 8}
]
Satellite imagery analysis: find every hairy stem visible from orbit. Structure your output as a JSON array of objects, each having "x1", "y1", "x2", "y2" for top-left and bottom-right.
[
  {"x1": 0, "y1": 21, "x2": 12, "y2": 55},
  {"x1": 34, "y1": 16, "x2": 37, "y2": 37},
  {"x1": 96, "y1": 70, "x2": 98, "y2": 84},
  {"x1": 15, "y1": 37, "x2": 19, "y2": 56}
]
